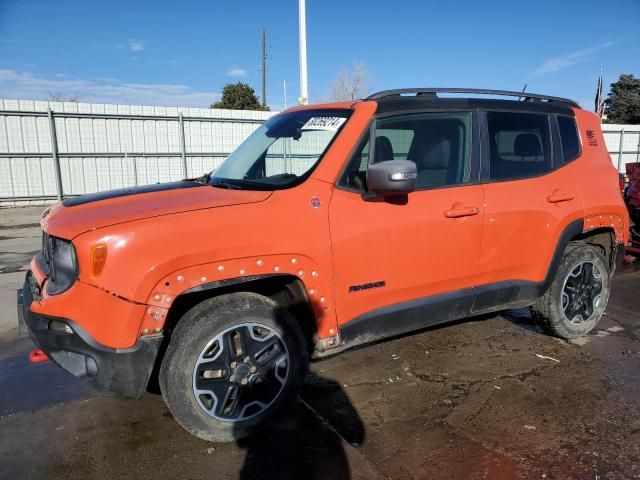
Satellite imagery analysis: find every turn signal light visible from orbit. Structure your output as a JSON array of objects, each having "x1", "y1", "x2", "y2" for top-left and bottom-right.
[{"x1": 90, "y1": 244, "x2": 108, "y2": 276}]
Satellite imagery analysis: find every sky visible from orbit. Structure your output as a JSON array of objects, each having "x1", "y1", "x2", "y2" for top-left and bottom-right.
[{"x1": 0, "y1": 0, "x2": 638, "y2": 111}]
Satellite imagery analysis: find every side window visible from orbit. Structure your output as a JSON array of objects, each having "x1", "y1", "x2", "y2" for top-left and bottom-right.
[
  {"x1": 339, "y1": 112, "x2": 472, "y2": 191},
  {"x1": 339, "y1": 135, "x2": 369, "y2": 191},
  {"x1": 557, "y1": 115, "x2": 581, "y2": 163},
  {"x1": 487, "y1": 112, "x2": 552, "y2": 181}
]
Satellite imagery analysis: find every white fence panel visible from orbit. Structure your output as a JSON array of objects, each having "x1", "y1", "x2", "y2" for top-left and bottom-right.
[
  {"x1": 2, "y1": 98, "x2": 640, "y2": 206},
  {"x1": 602, "y1": 124, "x2": 640, "y2": 172},
  {"x1": 0, "y1": 99, "x2": 274, "y2": 204}
]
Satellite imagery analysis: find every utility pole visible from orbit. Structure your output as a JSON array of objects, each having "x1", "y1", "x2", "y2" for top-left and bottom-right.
[
  {"x1": 298, "y1": 0, "x2": 308, "y2": 105},
  {"x1": 261, "y1": 28, "x2": 267, "y2": 108}
]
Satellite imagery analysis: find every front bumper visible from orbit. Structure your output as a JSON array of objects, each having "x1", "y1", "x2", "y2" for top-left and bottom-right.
[{"x1": 17, "y1": 272, "x2": 162, "y2": 399}]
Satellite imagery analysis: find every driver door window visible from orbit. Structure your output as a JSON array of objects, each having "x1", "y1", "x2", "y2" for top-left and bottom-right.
[{"x1": 339, "y1": 112, "x2": 473, "y2": 192}]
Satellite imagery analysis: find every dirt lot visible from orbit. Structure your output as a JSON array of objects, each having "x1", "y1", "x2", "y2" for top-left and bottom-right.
[{"x1": 1, "y1": 207, "x2": 639, "y2": 479}]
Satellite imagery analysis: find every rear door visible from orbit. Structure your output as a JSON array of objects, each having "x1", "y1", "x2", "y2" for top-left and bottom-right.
[
  {"x1": 474, "y1": 110, "x2": 584, "y2": 310},
  {"x1": 329, "y1": 111, "x2": 485, "y2": 331}
]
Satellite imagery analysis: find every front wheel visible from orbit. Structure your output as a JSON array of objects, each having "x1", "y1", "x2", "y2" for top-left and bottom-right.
[
  {"x1": 531, "y1": 242, "x2": 611, "y2": 339},
  {"x1": 159, "y1": 292, "x2": 308, "y2": 442}
]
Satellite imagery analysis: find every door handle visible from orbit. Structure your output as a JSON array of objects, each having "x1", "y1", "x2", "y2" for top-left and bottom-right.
[
  {"x1": 547, "y1": 192, "x2": 575, "y2": 203},
  {"x1": 444, "y1": 206, "x2": 480, "y2": 218}
]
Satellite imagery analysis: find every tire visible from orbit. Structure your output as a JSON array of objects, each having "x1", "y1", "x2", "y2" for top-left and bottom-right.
[
  {"x1": 159, "y1": 292, "x2": 308, "y2": 442},
  {"x1": 531, "y1": 242, "x2": 611, "y2": 339}
]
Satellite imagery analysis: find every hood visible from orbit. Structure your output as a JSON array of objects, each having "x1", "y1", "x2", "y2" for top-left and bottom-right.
[{"x1": 42, "y1": 181, "x2": 272, "y2": 239}]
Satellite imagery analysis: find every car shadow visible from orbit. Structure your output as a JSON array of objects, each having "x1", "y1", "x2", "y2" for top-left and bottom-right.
[
  {"x1": 234, "y1": 372, "x2": 365, "y2": 480},
  {"x1": 499, "y1": 307, "x2": 546, "y2": 334}
]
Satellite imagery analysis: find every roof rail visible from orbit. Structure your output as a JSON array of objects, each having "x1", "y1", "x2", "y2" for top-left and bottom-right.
[{"x1": 366, "y1": 88, "x2": 580, "y2": 108}]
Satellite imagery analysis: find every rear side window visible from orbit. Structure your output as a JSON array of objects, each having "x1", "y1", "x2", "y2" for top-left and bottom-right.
[
  {"x1": 487, "y1": 112, "x2": 552, "y2": 181},
  {"x1": 557, "y1": 116, "x2": 581, "y2": 163}
]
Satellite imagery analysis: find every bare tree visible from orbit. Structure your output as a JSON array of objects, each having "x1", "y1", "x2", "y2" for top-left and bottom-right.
[
  {"x1": 48, "y1": 91, "x2": 80, "y2": 103},
  {"x1": 330, "y1": 61, "x2": 369, "y2": 101}
]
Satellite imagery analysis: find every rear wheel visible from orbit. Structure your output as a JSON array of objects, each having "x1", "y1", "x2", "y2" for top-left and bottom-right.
[
  {"x1": 531, "y1": 242, "x2": 611, "y2": 339},
  {"x1": 159, "y1": 292, "x2": 308, "y2": 442}
]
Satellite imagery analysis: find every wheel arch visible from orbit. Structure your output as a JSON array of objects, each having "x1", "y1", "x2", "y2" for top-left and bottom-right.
[
  {"x1": 571, "y1": 227, "x2": 618, "y2": 270},
  {"x1": 165, "y1": 274, "x2": 316, "y2": 351},
  {"x1": 544, "y1": 219, "x2": 621, "y2": 292},
  {"x1": 146, "y1": 274, "x2": 318, "y2": 394}
]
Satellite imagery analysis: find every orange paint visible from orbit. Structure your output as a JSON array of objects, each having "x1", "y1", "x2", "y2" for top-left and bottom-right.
[{"x1": 26, "y1": 99, "x2": 628, "y2": 351}]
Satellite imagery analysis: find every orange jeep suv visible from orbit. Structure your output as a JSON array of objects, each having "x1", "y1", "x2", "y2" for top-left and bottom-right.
[{"x1": 18, "y1": 88, "x2": 628, "y2": 441}]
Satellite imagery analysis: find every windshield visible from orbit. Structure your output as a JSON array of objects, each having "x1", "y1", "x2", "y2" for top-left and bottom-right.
[{"x1": 210, "y1": 109, "x2": 351, "y2": 189}]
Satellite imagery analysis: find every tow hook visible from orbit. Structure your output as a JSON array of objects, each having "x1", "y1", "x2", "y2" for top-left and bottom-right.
[{"x1": 29, "y1": 349, "x2": 49, "y2": 364}]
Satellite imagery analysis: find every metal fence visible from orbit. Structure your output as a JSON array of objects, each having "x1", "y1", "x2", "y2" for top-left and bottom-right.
[
  {"x1": 0, "y1": 99, "x2": 274, "y2": 204},
  {"x1": 1, "y1": 98, "x2": 639, "y2": 205},
  {"x1": 602, "y1": 125, "x2": 640, "y2": 173}
]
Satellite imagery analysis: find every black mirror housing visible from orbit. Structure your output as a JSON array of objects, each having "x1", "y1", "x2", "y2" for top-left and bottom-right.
[{"x1": 366, "y1": 160, "x2": 417, "y2": 196}]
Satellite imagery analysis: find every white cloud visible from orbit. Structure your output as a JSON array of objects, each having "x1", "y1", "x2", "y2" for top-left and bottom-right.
[
  {"x1": 226, "y1": 67, "x2": 247, "y2": 78},
  {"x1": 0, "y1": 69, "x2": 219, "y2": 107},
  {"x1": 129, "y1": 39, "x2": 145, "y2": 52},
  {"x1": 534, "y1": 42, "x2": 614, "y2": 75}
]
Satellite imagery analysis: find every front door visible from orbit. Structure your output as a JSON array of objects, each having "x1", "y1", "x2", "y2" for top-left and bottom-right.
[{"x1": 329, "y1": 111, "x2": 485, "y2": 337}]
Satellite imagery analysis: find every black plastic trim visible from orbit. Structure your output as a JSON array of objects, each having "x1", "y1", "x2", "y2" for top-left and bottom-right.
[
  {"x1": 367, "y1": 88, "x2": 580, "y2": 108},
  {"x1": 182, "y1": 273, "x2": 291, "y2": 295},
  {"x1": 542, "y1": 219, "x2": 585, "y2": 288},
  {"x1": 550, "y1": 115, "x2": 563, "y2": 170},
  {"x1": 18, "y1": 273, "x2": 161, "y2": 398},
  {"x1": 339, "y1": 287, "x2": 475, "y2": 347},
  {"x1": 375, "y1": 98, "x2": 575, "y2": 116},
  {"x1": 614, "y1": 242, "x2": 626, "y2": 273},
  {"x1": 471, "y1": 281, "x2": 542, "y2": 313}
]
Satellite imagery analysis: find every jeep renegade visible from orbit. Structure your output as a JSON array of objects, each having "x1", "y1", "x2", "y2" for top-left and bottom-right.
[{"x1": 18, "y1": 88, "x2": 629, "y2": 441}]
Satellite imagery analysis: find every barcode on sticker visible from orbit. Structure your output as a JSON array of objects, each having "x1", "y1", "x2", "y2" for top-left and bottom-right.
[{"x1": 301, "y1": 117, "x2": 347, "y2": 131}]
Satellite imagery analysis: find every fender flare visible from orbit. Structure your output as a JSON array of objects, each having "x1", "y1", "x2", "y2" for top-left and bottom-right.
[
  {"x1": 541, "y1": 218, "x2": 584, "y2": 290},
  {"x1": 138, "y1": 254, "x2": 338, "y2": 340}
]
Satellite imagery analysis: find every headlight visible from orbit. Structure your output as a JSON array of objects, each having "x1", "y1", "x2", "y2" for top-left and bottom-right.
[{"x1": 46, "y1": 237, "x2": 78, "y2": 295}]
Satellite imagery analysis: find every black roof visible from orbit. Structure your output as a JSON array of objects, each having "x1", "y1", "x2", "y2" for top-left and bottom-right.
[{"x1": 368, "y1": 88, "x2": 580, "y2": 116}]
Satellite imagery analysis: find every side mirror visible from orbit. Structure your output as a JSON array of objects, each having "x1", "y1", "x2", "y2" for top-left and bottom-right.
[{"x1": 366, "y1": 160, "x2": 417, "y2": 196}]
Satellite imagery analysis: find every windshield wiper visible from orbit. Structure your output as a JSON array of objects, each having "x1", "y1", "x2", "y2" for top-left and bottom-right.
[
  {"x1": 210, "y1": 180, "x2": 243, "y2": 190},
  {"x1": 188, "y1": 172, "x2": 211, "y2": 184}
]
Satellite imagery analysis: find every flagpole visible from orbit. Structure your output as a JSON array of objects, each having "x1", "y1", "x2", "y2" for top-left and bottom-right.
[{"x1": 298, "y1": 0, "x2": 309, "y2": 105}]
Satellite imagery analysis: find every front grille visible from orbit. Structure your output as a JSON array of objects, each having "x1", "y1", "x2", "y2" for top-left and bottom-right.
[
  {"x1": 39, "y1": 232, "x2": 53, "y2": 278},
  {"x1": 26, "y1": 270, "x2": 42, "y2": 301}
]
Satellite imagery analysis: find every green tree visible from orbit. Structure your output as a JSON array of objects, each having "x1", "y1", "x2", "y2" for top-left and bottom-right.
[
  {"x1": 604, "y1": 74, "x2": 640, "y2": 124},
  {"x1": 211, "y1": 82, "x2": 269, "y2": 111}
]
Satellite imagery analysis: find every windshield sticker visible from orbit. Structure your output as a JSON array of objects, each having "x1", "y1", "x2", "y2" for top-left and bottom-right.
[{"x1": 301, "y1": 116, "x2": 347, "y2": 131}]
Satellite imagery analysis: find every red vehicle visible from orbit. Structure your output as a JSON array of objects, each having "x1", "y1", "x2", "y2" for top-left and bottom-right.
[
  {"x1": 624, "y1": 162, "x2": 640, "y2": 254},
  {"x1": 18, "y1": 88, "x2": 629, "y2": 441},
  {"x1": 625, "y1": 163, "x2": 640, "y2": 223}
]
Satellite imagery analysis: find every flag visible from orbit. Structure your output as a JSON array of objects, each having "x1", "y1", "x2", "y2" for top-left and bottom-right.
[{"x1": 595, "y1": 70, "x2": 604, "y2": 118}]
